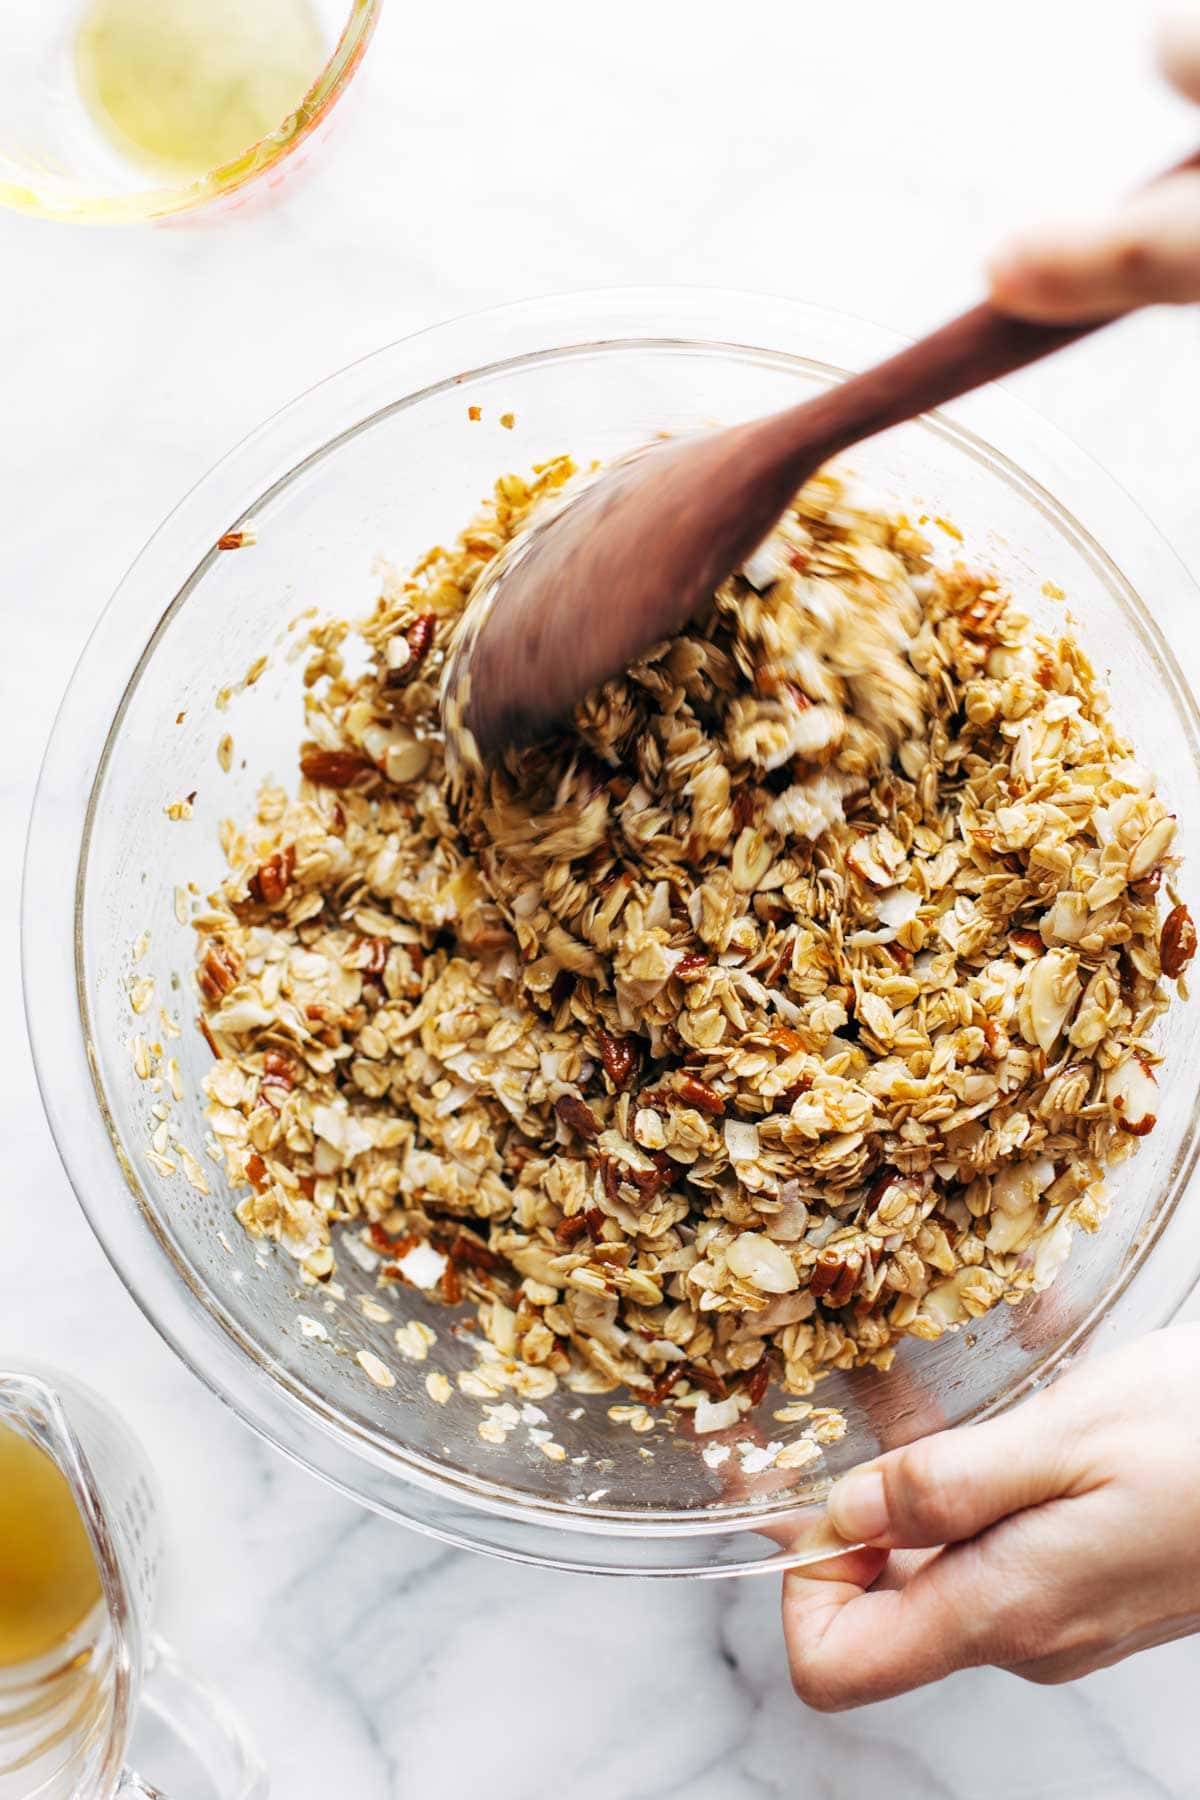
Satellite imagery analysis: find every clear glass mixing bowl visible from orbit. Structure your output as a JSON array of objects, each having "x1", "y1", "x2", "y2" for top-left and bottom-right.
[{"x1": 24, "y1": 290, "x2": 1200, "y2": 1576}]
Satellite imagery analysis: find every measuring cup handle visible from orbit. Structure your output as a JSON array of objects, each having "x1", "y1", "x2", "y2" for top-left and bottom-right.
[{"x1": 118, "y1": 1635, "x2": 268, "y2": 1800}]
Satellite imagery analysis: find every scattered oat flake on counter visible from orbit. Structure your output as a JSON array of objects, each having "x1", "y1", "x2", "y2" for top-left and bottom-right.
[
  {"x1": 356, "y1": 1349, "x2": 395, "y2": 1388},
  {"x1": 358, "y1": 1298, "x2": 391, "y2": 1324},
  {"x1": 164, "y1": 797, "x2": 194, "y2": 821},
  {"x1": 298, "y1": 1315, "x2": 328, "y2": 1341},
  {"x1": 425, "y1": 1371, "x2": 452, "y2": 1404},
  {"x1": 132, "y1": 932, "x2": 150, "y2": 962},
  {"x1": 217, "y1": 734, "x2": 234, "y2": 772}
]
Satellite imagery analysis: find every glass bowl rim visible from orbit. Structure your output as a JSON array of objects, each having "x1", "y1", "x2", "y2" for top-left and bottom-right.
[
  {"x1": 23, "y1": 286, "x2": 1200, "y2": 1574},
  {"x1": 0, "y1": 0, "x2": 379, "y2": 224}
]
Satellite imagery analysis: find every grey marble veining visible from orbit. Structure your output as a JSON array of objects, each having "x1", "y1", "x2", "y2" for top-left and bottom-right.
[{"x1": 4, "y1": 1, "x2": 1200, "y2": 1793}]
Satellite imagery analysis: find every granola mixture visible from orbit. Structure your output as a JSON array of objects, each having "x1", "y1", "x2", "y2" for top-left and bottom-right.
[{"x1": 192, "y1": 457, "x2": 1194, "y2": 1424}]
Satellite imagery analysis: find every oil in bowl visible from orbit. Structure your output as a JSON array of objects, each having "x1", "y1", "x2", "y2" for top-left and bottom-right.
[{"x1": 75, "y1": 0, "x2": 328, "y2": 179}]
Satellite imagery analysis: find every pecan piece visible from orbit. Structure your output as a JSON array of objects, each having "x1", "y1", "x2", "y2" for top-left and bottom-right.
[
  {"x1": 555, "y1": 1214, "x2": 590, "y2": 1246},
  {"x1": 646, "y1": 1366, "x2": 683, "y2": 1406},
  {"x1": 674, "y1": 950, "x2": 709, "y2": 983},
  {"x1": 773, "y1": 1076, "x2": 813, "y2": 1112},
  {"x1": 810, "y1": 1248, "x2": 863, "y2": 1308},
  {"x1": 743, "y1": 1357, "x2": 771, "y2": 1407},
  {"x1": 732, "y1": 786, "x2": 758, "y2": 831},
  {"x1": 440, "y1": 1262, "x2": 464, "y2": 1305},
  {"x1": 360, "y1": 936, "x2": 390, "y2": 977},
  {"x1": 682, "y1": 1361, "x2": 727, "y2": 1400},
  {"x1": 299, "y1": 747, "x2": 374, "y2": 788},
  {"x1": 385, "y1": 613, "x2": 437, "y2": 688},
  {"x1": 555, "y1": 1093, "x2": 600, "y2": 1140},
  {"x1": 597, "y1": 1027, "x2": 637, "y2": 1088},
  {"x1": 444, "y1": 1229, "x2": 502, "y2": 1272},
  {"x1": 676, "y1": 1075, "x2": 725, "y2": 1117},
  {"x1": 198, "y1": 941, "x2": 240, "y2": 1003},
  {"x1": 248, "y1": 845, "x2": 295, "y2": 907},
  {"x1": 1161, "y1": 903, "x2": 1197, "y2": 979},
  {"x1": 369, "y1": 1223, "x2": 412, "y2": 1255},
  {"x1": 861, "y1": 1166, "x2": 900, "y2": 1212},
  {"x1": 259, "y1": 1050, "x2": 296, "y2": 1112}
]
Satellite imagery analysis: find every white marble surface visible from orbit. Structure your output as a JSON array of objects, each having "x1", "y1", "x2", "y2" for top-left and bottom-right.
[{"x1": 5, "y1": 1, "x2": 1200, "y2": 1794}]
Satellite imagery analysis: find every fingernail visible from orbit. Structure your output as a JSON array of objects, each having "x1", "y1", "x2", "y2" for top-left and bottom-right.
[{"x1": 827, "y1": 1469, "x2": 889, "y2": 1544}]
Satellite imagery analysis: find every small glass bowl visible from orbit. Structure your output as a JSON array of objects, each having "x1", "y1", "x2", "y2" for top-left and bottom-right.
[
  {"x1": 24, "y1": 290, "x2": 1200, "y2": 1575},
  {"x1": 0, "y1": 0, "x2": 378, "y2": 224}
]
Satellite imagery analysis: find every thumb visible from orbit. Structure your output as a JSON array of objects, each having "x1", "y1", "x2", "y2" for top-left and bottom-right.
[{"x1": 826, "y1": 1396, "x2": 1078, "y2": 1550}]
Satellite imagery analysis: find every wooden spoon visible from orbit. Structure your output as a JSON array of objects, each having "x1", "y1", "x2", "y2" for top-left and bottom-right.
[{"x1": 446, "y1": 154, "x2": 1199, "y2": 765}]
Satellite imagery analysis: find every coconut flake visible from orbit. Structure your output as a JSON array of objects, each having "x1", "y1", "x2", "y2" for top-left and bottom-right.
[
  {"x1": 396, "y1": 1241, "x2": 449, "y2": 1290},
  {"x1": 738, "y1": 1439, "x2": 784, "y2": 1474},
  {"x1": 742, "y1": 537, "x2": 788, "y2": 591},
  {"x1": 694, "y1": 1395, "x2": 742, "y2": 1434},
  {"x1": 723, "y1": 1118, "x2": 760, "y2": 1163},
  {"x1": 876, "y1": 886, "x2": 921, "y2": 930}
]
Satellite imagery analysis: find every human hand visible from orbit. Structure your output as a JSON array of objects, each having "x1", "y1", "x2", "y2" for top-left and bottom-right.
[
  {"x1": 988, "y1": 13, "x2": 1200, "y2": 321},
  {"x1": 782, "y1": 1325, "x2": 1200, "y2": 1710}
]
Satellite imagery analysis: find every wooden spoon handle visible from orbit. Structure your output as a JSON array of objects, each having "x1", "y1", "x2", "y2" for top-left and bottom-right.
[{"x1": 777, "y1": 145, "x2": 1200, "y2": 475}]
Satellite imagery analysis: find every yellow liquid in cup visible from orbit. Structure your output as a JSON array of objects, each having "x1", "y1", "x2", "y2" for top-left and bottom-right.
[
  {"x1": 0, "y1": 1424, "x2": 102, "y2": 1668},
  {"x1": 76, "y1": 0, "x2": 327, "y2": 179}
]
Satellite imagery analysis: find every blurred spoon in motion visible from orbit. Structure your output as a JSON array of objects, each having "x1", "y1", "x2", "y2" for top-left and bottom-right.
[{"x1": 443, "y1": 150, "x2": 1199, "y2": 769}]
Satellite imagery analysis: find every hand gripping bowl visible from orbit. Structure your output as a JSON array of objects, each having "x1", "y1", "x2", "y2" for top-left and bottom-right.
[{"x1": 24, "y1": 290, "x2": 1200, "y2": 1577}]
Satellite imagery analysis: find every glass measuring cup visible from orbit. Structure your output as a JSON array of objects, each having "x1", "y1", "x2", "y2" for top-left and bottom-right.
[
  {"x1": 0, "y1": 0, "x2": 379, "y2": 223},
  {"x1": 0, "y1": 1367, "x2": 265, "y2": 1800}
]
